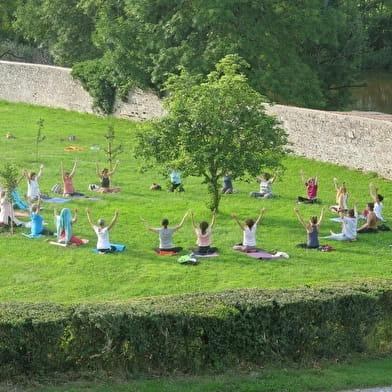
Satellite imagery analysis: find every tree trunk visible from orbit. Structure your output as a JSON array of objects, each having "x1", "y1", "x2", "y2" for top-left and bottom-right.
[{"x1": 207, "y1": 177, "x2": 221, "y2": 212}]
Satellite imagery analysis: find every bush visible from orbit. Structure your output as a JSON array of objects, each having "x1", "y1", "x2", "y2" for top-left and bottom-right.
[{"x1": 1, "y1": 280, "x2": 392, "y2": 378}]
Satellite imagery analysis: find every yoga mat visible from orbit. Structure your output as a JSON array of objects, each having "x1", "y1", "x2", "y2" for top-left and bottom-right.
[
  {"x1": 154, "y1": 248, "x2": 179, "y2": 256},
  {"x1": 92, "y1": 244, "x2": 126, "y2": 253},
  {"x1": 43, "y1": 198, "x2": 71, "y2": 203}
]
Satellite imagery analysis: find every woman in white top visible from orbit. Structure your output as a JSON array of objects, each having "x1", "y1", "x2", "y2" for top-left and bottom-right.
[
  {"x1": 86, "y1": 208, "x2": 119, "y2": 253},
  {"x1": 324, "y1": 201, "x2": 359, "y2": 241},
  {"x1": 232, "y1": 208, "x2": 266, "y2": 251},
  {"x1": 23, "y1": 164, "x2": 44, "y2": 201}
]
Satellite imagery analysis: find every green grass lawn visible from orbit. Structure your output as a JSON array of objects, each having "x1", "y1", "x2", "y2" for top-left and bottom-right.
[
  {"x1": 2, "y1": 100, "x2": 392, "y2": 391},
  {"x1": 1, "y1": 99, "x2": 392, "y2": 304}
]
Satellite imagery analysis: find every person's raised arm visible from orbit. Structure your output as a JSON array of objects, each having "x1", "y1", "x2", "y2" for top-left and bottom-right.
[
  {"x1": 37, "y1": 164, "x2": 44, "y2": 179},
  {"x1": 60, "y1": 162, "x2": 65, "y2": 178},
  {"x1": 353, "y1": 201, "x2": 359, "y2": 217},
  {"x1": 69, "y1": 160, "x2": 78, "y2": 178},
  {"x1": 333, "y1": 177, "x2": 339, "y2": 191},
  {"x1": 16, "y1": 175, "x2": 24, "y2": 186},
  {"x1": 318, "y1": 206, "x2": 326, "y2": 226},
  {"x1": 85, "y1": 208, "x2": 94, "y2": 228},
  {"x1": 107, "y1": 160, "x2": 120, "y2": 176},
  {"x1": 270, "y1": 171, "x2": 279, "y2": 184},
  {"x1": 22, "y1": 168, "x2": 29, "y2": 180},
  {"x1": 36, "y1": 198, "x2": 42, "y2": 215},
  {"x1": 107, "y1": 210, "x2": 119, "y2": 231},
  {"x1": 300, "y1": 170, "x2": 305, "y2": 184},
  {"x1": 72, "y1": 208, "x2": 78, "y2": 224},
  {"x1": 255, "y1": 207, "x2": 266, "y2": 226},
  {"x1": 231, "y1": 213, "x2": 244, "y2": 230},
  {"x1": 369, "y1": 182, "x2": 379, "y2": 203},
  {"x1": 190, "y1": 211, "x2": 197, "y2": 229},
  {"x1": 174, "y1": 211, "x2": 189, "y2": 231},
  {"x1": 294, "y1": 207, "x2": 308, "y2": 229},
  {"x1": 140, "y1": 217, "x2": 158, "y2": 233}
]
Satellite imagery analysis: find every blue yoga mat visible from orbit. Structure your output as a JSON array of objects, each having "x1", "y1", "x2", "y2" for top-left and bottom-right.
[{"x1": 92, "y1": 243, "x2": 126, "y2": 253}]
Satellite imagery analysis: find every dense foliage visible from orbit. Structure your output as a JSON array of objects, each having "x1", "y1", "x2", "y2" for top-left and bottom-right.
[
  {"x1": 135, "y1": 55, "x2": 289, "y2": 210},
  {"x1": 1, "y1": 281, "x2": 392, "y2": 378},
  {"x1": 2, "y1": 0, "x2": 391, "y2": 112}
]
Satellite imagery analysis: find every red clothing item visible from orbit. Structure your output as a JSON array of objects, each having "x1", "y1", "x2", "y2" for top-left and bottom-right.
[{"x1": 305, "y1": 179, "x2": 318, "y2": 199}]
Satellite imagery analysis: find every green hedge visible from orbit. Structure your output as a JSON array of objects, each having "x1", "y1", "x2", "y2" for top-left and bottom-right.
[{"x1": 1, "y1": 280, "x2": 392, "y2": 378}]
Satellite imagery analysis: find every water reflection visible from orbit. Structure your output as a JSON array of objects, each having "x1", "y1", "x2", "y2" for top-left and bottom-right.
[{"x1": 350, "y1": 71, "x2": 392, "y2": 114}]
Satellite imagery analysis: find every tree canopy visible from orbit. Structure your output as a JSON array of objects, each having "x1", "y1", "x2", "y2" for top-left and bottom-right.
[
  {"x1": 135, "y1": 55, "x2": 289, "y2": 211},
  {"x1": 3, "y1": 0, "x2": 392, "y2": 111}
]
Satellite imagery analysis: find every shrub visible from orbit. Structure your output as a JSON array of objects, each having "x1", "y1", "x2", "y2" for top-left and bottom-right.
[{"x1": 1, "y1": 280, "x2": 392, "y2": 378}]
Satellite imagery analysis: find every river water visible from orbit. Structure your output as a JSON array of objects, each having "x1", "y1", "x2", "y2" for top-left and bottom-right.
[{"x1": 350, "y1": 71, "x2": 392, "y2": 114}]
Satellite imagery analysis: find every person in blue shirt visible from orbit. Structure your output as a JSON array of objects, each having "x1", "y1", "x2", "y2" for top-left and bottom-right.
[
  {"x1": 29, "y1": 198, "x2": 53, "y2": 236},
  {"x1": 168, "y1": 168, "x2": 184, "y2": 192}
]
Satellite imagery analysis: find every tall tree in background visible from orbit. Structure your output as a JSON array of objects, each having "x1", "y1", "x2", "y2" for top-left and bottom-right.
[
  {"x1": 135, "y1": 55, "x2": 289, "y2": 211},
  {"x1": 11, "y1": 0, "x2": 389, "y2": 110},
  {"x1": 13, "y1": 0, "x2": 100, "y2": 66}
]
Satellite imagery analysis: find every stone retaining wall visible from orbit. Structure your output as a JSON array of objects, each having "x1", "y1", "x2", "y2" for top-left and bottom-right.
[{"x1": 1, "y1": 60, "x2": 391, "y2": 178}]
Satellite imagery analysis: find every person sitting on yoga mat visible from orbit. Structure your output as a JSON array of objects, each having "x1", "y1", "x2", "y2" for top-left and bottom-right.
[
  {"x1": 190, "y1": 209, "x2": 217, "y2": 255},
  {"x1": 357, "y1": 202, "x2": 378, "y2": 233},
  {"x1": 54, "y1": 207, "x2": 84, "y2": 246},
  {"x1": 86, "y1": 208, "x2": 119, "y2": 253},
  {"x1": 95, "y1": 160, "x2": 120, "y2": 193},
  {"x1": 294, "y1": 206, "x2": 325, "y2": 248},
  {"x1": 140, "y1": 211, "x2": 189, "y2": 253},
  {"x1": 231, "y1": 208, "x2": 266, "y2": 252},
  {"x1": 297, "y1": 170, "x2": 318, "y2": 204},
  {"x1": 61, "y1": 160, "x2": 84, "y2": 197}
]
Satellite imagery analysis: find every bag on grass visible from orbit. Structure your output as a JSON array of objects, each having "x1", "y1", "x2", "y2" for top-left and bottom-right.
[{"x1": 51, "y1": 183, "x2": 62, "y2": 194}]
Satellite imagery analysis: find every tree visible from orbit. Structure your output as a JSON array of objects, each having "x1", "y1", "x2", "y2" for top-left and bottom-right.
[
  {"x1": 0, "y1": 163, "x2": 19, "y2": 234},
  {"x1": 13, "y1": 0, "x2": 100, "y2": 66},
  {"x1": 35, "y1": 117, "x2": 45, "y2": 162},
  {"x1": 135, "y1": 55, "x2": 289, "y2": 211},
  {"x1": 104, "y1": 124, "x2": 123, "y2": 172}
]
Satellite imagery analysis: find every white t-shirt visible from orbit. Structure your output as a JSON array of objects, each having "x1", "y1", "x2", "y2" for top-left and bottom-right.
[
  {"x1": 342, "y1": 216, "x2": 357, "y2": 239},
  {"x1": 93, "y1": 226, "x2": 110, "y2": 249},
  {"x1": 157, "y1": 228, "x2": 175, "y2": 249},
  {"x1": 243, "y1": 225, "x2": 257, "y2": 247},
  {"x1": 374, "y1": 202, "x2": 385, "y2": 222},
  {"x1": 28, "y1": 179, "x2": 40, "y2": 199}
]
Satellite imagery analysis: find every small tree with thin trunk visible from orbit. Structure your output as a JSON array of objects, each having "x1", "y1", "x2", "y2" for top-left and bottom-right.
[
  {"x1": 0, "y1": 163, "x2": 19, "y2": 234},
  {"x1": 104, "y1": 124, "x2": 123, "y2": 180},
  {"x1": 35, "y1": 117, "x2": 45, "y2": 162},
  {"x1": 135, "y1": 54, "x2": 289, "y2": 211}
]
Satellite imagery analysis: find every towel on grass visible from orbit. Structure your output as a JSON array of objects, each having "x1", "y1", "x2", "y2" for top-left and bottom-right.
[
  {"x1": 43, "y1": 198, "x2": 71, "y2": 203},
  {"x1": 92, "y1": 244, "x2": 126, "y2": 253},
  {"x1": 233, "y1": 248, "x2": 289, "y2": 259}
]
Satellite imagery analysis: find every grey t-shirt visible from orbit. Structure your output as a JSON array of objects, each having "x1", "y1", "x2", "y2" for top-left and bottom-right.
[{"x1": 158, "y1": 227, "x2": 175, "y2": 249}]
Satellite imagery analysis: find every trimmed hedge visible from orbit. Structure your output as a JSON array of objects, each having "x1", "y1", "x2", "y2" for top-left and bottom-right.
[{"x1": 1, "y1": 280, "x2": 392, "y2": 378}]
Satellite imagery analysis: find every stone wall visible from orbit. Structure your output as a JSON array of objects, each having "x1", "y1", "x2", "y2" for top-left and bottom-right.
[
  {"x1": 0, "y1": 60, "x2": 166, "y2": 120},
  {"x1": 1, "y1": 60, "x2": 391, "y2": 178},
  {"x1": 266, "y1": 104, "x2": 392, "y2": 179}
]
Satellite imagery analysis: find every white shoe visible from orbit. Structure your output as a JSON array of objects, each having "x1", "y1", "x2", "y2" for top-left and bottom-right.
[{"x1": 276, "y1": 251, "x2": 289, "y2": 259}]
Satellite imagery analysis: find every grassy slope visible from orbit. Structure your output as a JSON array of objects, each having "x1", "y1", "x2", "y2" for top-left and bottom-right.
[{"x1": 0, "y1": 99, "x2": 392, "y2": 304}]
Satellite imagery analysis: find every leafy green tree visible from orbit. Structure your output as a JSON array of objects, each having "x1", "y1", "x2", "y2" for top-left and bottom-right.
[
  {"x1": 135, "y1": 55, "x2": 289, "y2": 211},
  {"x1": 13, "y1": 0, "x2": 100, "y2": 66},
  {"x1": 0, "y1": 163, "x2": 19, "y2": 234}
]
